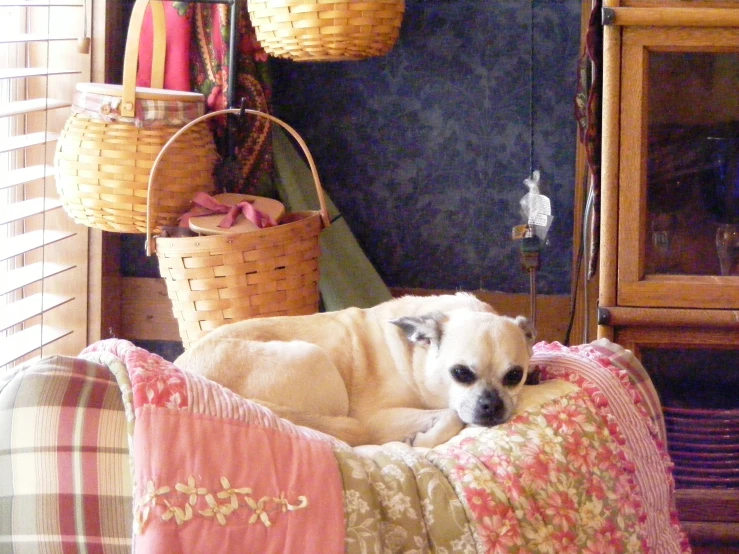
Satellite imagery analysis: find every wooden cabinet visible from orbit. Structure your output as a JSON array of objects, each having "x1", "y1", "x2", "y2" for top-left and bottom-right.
[{"x1": 598, "y1": 2, "x2": 739, "y2": 551}]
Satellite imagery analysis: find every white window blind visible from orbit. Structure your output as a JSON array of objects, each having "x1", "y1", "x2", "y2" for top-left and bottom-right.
[{"x1": 0, "y1": 0, "x2": 91, "y2": 369}]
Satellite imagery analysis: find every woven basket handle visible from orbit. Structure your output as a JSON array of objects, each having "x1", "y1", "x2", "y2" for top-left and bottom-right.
[
  {"x1": 121, "y1": 0, "x2": 166, "y2": 118},
  {"x1": 145, "y1": 108, "x2": 332, "y2": 256}
]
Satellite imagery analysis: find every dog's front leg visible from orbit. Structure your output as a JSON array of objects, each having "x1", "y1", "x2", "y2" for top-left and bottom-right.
[
  {"x1": 365, "y1": 408, "x2": 464, "y2": 447},
  {"x1": 408, "y1": 409, "x2": 466, "y2": 448}
]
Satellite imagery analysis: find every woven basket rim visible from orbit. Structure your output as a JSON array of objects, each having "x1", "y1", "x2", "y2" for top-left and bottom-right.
[
  {"x1": 76, "y1": 82, "x2": 205, "y2": 103},
  {"x1": 154, "y1": 211, "x2": 323, "y2": 251}
]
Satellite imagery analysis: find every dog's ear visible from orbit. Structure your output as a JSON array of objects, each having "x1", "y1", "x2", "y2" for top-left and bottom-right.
[
  {"x1": 391, "y1": 312, "x2": 445, "y2": 347},
  {"x1": 514, "y1": 315, "x2": 536, "y2": 352}
]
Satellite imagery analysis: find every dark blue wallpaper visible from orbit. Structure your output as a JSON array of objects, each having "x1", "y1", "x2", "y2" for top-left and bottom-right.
[{"x1": 269, "y1": 0, "x2": 582, "y2": 295}]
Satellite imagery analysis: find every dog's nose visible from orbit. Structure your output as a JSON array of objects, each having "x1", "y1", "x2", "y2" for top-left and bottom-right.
[{"x1": 475, "y1": 389, "x2": 505, "y2": 425}]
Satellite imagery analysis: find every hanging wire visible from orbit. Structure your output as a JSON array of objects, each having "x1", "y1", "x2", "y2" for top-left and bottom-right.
[
  {"x1": 527, "y1": 2, "x2": 537, "y2": 325},
  {"x1": 564, "y1": 174, "x2": 594, "y2": 345},
  {"x1": 529, "y1": 1, "x2": 535, "y2": 176}
]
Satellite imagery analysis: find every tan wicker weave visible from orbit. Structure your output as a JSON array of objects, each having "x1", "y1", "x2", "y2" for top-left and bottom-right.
[
  {"x1": 147, "y1": 109, "x2": 331, "y2": 348},
  {"x1": 54, "y1": 0, "x2": 218, "y2": 233},
  {"x1": 248, "y1": 0, "x2": 405, "y2": 61}
]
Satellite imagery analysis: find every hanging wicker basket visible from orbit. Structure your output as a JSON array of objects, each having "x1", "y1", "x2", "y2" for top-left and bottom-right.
[
  {"x1": 146, "y1": 108, "x2": 331, "y2": 348},
  {"x1": 54, "y1": 0, "x2": 218, "y2": 233},
  {"x1": 248, "y1": 0, "x2": 406, "y2": 61}
]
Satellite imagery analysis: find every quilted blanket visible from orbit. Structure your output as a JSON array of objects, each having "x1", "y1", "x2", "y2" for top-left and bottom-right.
[{"x1": 74, "y1": 338, "x2": 690, "y2": 554}]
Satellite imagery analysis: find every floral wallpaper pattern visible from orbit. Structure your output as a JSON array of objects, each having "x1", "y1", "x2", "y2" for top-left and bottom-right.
[{"x1": 269, "y1": 0, "x2": 582, "y2": 294}]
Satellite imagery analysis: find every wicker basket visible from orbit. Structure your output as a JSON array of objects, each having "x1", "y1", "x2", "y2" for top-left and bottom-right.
[
  {"x1": 146, "y1": 108, "x2": 331, "y2": 348},
  {"x1": 248, "y1": 0, "x2": 405, "y2": 61},
  {"x1": 54, "y1": 0, "x2": 218, "y2": 233}
]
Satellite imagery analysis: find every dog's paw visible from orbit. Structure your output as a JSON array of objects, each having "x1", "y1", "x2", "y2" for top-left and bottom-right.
[{"x1": 410, "y1": 409, "x2": 465, "y2": 448}]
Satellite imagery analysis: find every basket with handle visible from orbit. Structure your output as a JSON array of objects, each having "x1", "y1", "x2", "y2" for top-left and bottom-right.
[
  {"x1": 146, "y1": 108, "x2": 331, "y2": 348},
  {"x1": 248, "y1": 0, "x2": 406, "y2": 61},
  {"x1": 54, "y1": 0, "x2": 219, "y2": 233}
]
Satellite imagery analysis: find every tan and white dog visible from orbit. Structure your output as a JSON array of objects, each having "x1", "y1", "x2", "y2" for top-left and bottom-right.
[{"x1": 175, "y1": 293, "x2": 535, "y2": 448}]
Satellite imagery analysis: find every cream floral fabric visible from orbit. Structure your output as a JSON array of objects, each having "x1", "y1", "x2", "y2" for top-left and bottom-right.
[{"x1": 338, "y1": 442, "x2": 475, "y2": 553}]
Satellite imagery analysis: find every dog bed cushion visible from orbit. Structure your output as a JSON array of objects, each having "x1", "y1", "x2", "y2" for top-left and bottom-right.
[{"x1": 0, "y1": 339, "x2": 690, "y2": 553}]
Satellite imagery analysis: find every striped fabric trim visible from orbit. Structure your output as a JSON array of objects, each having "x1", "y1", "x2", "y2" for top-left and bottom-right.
[
  {"x1": 0, "y1": 533, "x2": 131, "y2": 546},
  {"x1": 72, "y1": 90, "x2": 206, "y2": 128},
  {"x1": 0, "y1": 355, "x2": 132, "y2": 554},
  {"x1": 533, "y1": 341, "x2": 690, "y2": 554},
  {"x1": 589, "y1": 338, "x2": 668, "y2": 444},
  {"x1": 184, "y1": 366, "x2": 345, "y2": 446}
]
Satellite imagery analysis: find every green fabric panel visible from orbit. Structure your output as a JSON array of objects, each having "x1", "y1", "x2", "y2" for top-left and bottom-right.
[{"x1": 272, "y1": 128, "x2": 393, "y2": 311}]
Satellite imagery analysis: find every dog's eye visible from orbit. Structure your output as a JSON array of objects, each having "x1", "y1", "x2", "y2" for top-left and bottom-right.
[
  {"x1": 503, "y1": 366, "x2": 524, "y2": 387},
  {"x1": 450, "y1": 364, "x2": 477, "y2": 384}
]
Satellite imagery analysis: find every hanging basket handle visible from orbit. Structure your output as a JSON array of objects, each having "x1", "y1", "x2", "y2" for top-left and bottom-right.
[
  {"x1": 121, "y1": 0, "x2": 166, "y2": 118},
  {"x1": 146, "y1": 108, "x2": 331, "y2": 256}
]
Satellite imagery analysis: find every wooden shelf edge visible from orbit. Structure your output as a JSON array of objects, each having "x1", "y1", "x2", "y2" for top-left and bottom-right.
[
  {"x1": 600, "y1": 306, "x2": 739, "y2": 328},
  {"x1": 604, "y1": 7, "x2": 739, "y2": 28},
  {"x1": 681, "y1": 521, "x2": 739, "y2": 544},
  {"x1": 675, "y1": 488, "x2": 739, "y2": 523}
]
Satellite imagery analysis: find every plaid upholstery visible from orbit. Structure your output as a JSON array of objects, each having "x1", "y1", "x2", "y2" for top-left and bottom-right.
[{"x1": 0, "y1": 356, "x2": 132, "y2": 553}]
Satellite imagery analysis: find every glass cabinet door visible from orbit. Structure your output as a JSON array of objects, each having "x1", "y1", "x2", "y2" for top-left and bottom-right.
[{"x1": 618, "y1": 27, "x2": 739, "y2": 309}]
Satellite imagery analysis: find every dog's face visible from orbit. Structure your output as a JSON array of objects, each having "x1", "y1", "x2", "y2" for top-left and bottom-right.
[{"x1": 391, "y1": 310, "x2": 535, "y2": 427}]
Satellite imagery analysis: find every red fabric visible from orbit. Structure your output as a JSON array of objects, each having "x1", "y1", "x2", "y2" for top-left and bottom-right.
[{"x1": 137, "y1": 2, "x2": 192, "y2": 91}]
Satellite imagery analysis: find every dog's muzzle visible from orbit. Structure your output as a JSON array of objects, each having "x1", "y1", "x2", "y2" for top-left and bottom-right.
[{"x1": 474, "y1": 389, "x2": 507, "y2": 426}]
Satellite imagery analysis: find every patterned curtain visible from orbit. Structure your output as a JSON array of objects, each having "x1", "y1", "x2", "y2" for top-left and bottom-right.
[{"x1": 138, "y1": 1, "x2": 275, "y2": 197}]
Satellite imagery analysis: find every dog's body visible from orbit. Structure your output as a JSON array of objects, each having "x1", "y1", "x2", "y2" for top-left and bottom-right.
[{"x1": 175, "y1": 293, "x2": 535, "y2": 447}]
